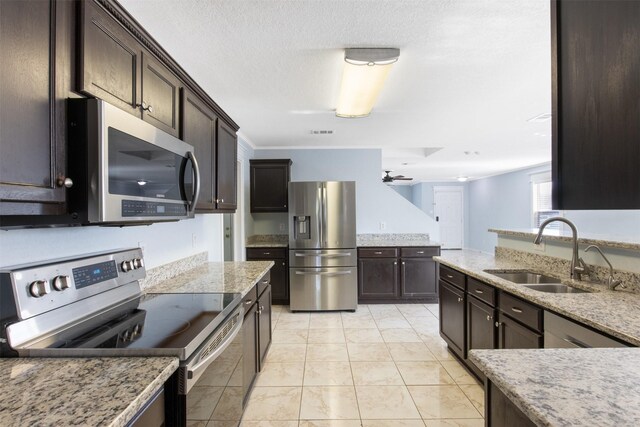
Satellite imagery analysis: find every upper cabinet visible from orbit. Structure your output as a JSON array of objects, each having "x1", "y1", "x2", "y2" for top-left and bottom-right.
[
  {"x1": 80, "y1": 1, "x2": 180, "y2": 137},
  {"x1": 0, "y1": 0, "x2": 74, "y2": 217},
  {"x1": 1, "y1": 0, "x2": 239, "y2": 223},
  {"x1": 551, "y1": 0, "x2": 640, "y2": 210},
  {"x1": 250, "y1": 159, "x2": 292, "y2": 213}
]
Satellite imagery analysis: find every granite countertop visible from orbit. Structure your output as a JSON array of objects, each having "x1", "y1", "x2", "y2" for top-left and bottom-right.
[
  {"x1": 490, "y1": 227, "x2": 640, "y2": 251},
  {"x1": 146, "y1": 261, "x2": 274, "y2": 297},
  {"x1": 245, "y1": 234, "x2": 288, "y2": 248},
  {"x1": 434, "y1": 250, "x2": 640, "y2": 346},
  {"x1": 0, "y1": 357, "x2": 178, "y2": 427},
  {"x1": 357, "y1": 233, "x2": 441, "y2": 247},
  {"x1": 470, "y1": 348, "x2": 640, "y2": 427}
]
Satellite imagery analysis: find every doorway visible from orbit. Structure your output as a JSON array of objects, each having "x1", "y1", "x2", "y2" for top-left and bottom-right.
[
  {"x1": 223, "y1": 160, "x2": 244, "y2": 262},
  {"x1": 433, "y1": 186, "x2": 464, "y2": 249}
]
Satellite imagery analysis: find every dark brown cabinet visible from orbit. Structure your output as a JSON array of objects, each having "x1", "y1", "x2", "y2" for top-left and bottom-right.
[
  {"x1": 257, "y1": 286, "x2": 272, "y2": 370},
  {"x1": 439, "y1": 279, "x2": 466, "y2": 359},
  {"x1": 246, "y1": 247, "x2": 289, "y2": 305},
  {"x1": 249, "y1": 159, "x2": 292, "y2": 213},
  {"x1": 0, "y1": 0, "x2": 72, "y2": 217},
  {"x1": 242, "y1": 300, "x2": 258, "y2": 404},
  {"x1": 486, "y1": 381, "x2": 536, "y2": 427},
  {"x1": 181, "y1": 88, "x2": 217, "y2": 212},
  {"x1": 552, "y1": 0, "x2": 640, "y2": 209},
  {"x1": 358, "y1": 247, "x2": 440, "y2": 303},
  {"x1": 81, "y1": 1, "x2": 181, "y2": 137},
  {"x1": 215, "y1": 120, "x2": 237, "y2": 211},
  {"x1": 466, "y1": 295, "x2": 497, "y2": 380},
  {"x1": 497, "y1": 312, "x2": 543, "y2": 350}
]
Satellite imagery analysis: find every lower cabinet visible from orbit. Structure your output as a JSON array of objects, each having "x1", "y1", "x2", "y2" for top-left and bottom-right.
[
  {"x1": 497, "y1": 312, "x2": 543, "y2": 349},
  {"x1": 466, "y1": 295, "x2": 497, "y2": 380},
  {"x1": 241, "y1": 273, "x2": 273, "y2": 404},
  {"x1": 439, "y1": 279, "x2": 466, "y2": 359},
  {"x1": 246, "y1": 248, "x2": 289, "y2": 304},
  {"x1": 358, "y1": 246, "x2": 440, "y2": 303},
  {"x1": 486, "y1": 381, "x2": 536, "y2": 427}
]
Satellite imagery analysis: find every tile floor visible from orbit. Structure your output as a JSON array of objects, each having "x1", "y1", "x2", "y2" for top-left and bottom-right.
[{"x1": 240, "y1": 303, "x2": 484, "y2": 427}]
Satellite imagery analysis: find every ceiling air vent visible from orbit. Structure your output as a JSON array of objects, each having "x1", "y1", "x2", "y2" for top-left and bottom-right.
[{"x1": 309, "y1": 130, "x2": 334, "y2": 135}]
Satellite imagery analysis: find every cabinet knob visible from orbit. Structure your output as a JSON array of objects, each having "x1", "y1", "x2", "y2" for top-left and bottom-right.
[
  {"x1": 486, "y1": 315, "x2": 492, "y2": 321},
  {"x1": 221, "y1": 199, "x2": 224, "y2": 203},
  {"x1": 244, "y1": 300, "x2": 253, "y2": 305},
  {"x1": 495, "y1": 321, "x2": 501, "y2": 328},
  {"x1": 139, "y1": 102, "x2": 153, "y2": 113},
  {"x1": 402, "y1": 261, "x2": 406, "y2": 265},
  {"x1": 284, "y1": 204, "x2": 287, "y2": 208},
  {"x1": 57, "y1": 177, "x2": 73, "y2": 188},
  {"x1": 457, "y1": 297, "x2": 462, "y2": 303},
  {"x1": 393, "y1": 261, "x2": 397, "y2": 265}
]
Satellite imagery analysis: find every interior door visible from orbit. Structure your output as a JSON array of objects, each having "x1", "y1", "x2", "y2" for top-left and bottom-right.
[{"x1": 433, "y1": 187, "x2": 464, "y2": 249}]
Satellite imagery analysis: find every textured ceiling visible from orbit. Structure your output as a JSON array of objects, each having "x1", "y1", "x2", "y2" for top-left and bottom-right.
[{"x1": 120, "y1": 0, "x2": 552, "y2": 182}]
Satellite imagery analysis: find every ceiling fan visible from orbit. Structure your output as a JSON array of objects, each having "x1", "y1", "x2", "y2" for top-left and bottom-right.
[{"x1": 382, "y1": 170, "x2": 413, "y2": 183}]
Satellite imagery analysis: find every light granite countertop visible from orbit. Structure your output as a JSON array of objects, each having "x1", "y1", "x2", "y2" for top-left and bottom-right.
[
  {"x1": 0, "y1": 357, "x2": 178, "y2": 427},
  {"x1": 245, "y1": 234, "x2": 288, "y2": 248},
  {"x1": 146, "y1": 261, "x2": 274, "y2": 297},
  {"x1": 470, "y1": 348, "x2": 640, "y2": 427},
  {"x1": 435, "y1": 250, "x2": 640, "y2": 346},
  {"x1": 357, "y1": 233, "x2": 441, "y2": 247},
  {"x1": 490, "y1": 227, "x2": 640, "y2": 251}
]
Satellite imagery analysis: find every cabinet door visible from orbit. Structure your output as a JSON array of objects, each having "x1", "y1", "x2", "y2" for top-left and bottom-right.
[
  {"x1": 466, "y1": 296, "x2": 497, "y2": 379},
  {"x1": 439, "y1": 279, "x2": 465, "y2": 358},
  {"x1": 215, "y1": 120, "x2": 237, "y2": 211},
  {"x1": 0, "y1": 0, "x2": 67, "y2": 215},
  {"x1": 270, "y1": 259, "x2": 289, "y2": 304},
  {"x1": 553, "y1": 0, "x2": 640, "y2": 209},
  {"x1": 497, "y1": 312, "x2": 543, "y2": 350},
  {"x1": 242, "y1": 303, "x2": 258, "y2": 404},
  {"x1": 400, "y1": 258, "x2": 437, "y2": 298},
  {"x1": 257, "y1": 286, "x2": 272, "y2": 371},
  {"x1": 80, "y1": 0, "x2": 140, "y2": 114},
  {"x1": 358, "y1": 258, "x2": 398, "y2": 300},
  {"x1": 250, "y1": 161, "x2": 291, "y2": 212},
  {"x1": 181, "y1": 89, "x2": 216, "y2": 211},
  {"x1": 141, "y1": 52, "x2": 181, "y2": 137},
  {"x1": 487, "y1": 381, "x2": 536, "y2": 427}
]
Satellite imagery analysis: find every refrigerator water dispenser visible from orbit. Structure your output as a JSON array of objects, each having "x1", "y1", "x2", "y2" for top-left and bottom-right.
[{"x1": 294, "y1": 215, "x2": 311, "y2": 239}]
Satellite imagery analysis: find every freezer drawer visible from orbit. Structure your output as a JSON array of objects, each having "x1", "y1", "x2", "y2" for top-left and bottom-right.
[
  {"x1": 289, "y1": 267, "x2": 357, "y2": 311},
  {"x1": 289, "y1": 249, "x2": 357, "y2": 268}
]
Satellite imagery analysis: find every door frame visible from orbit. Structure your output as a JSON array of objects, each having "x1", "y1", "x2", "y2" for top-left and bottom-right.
[
  {"x1": 233, "y1": 159, "x2": 244, "y2": 261},
  {"x1": 433, "y1": 186, "x2": 465, "y2": 249}
]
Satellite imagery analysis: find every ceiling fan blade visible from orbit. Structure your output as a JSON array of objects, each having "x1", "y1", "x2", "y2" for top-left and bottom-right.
[{"x1": 394, "y1": 177, "x2": 413, "y2": 180}]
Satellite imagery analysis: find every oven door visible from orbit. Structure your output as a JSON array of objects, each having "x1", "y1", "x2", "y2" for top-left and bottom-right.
[
  {"x1": 182, "y1": 307, "x2": 245, "y2": 425},
  {"x1": 92, "y1": 99, "x2": 201, "y2": 223}
]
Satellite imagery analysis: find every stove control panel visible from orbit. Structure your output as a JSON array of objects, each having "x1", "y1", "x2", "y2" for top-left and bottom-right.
[{"x1": 0, "y1": 248, "x2": 145, "y2": 321}]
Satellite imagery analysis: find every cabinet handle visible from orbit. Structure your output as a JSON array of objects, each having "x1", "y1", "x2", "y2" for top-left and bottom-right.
[
  {"x1": 57, "y1": 177, "x2": 74, "y2": 188},
  {"x1": 511, "y1": 307, "x2": 523, "y2": 313},
  {"x1": 374, "y1": 251, "x2": 383, "y2": 255},
  {"x1": 261, "y1": 279, "x2": 269, "y2": 284},
  {"x1": 457, "y1": 297, "x2": 463, "y2": 303},
  {"x1": 486, "y1": 315, "x2": 492, "y2": 321},
  {"x1": 394, "y1": 261, "x2": 397, "y2": 265},
  {"x1": 417, "y1": 251, "x2": 424, "y2": 254},
  {"x1": 244, "y1": 300, "x2": 253, "y2": 305},
  {"x1": 474, "y1": 289, "x2": 484, "y2": 294},
  {"x1": 263, "y1": 252, "x2": 271, "y2": 255},
  {"x1": 282, "y1": 262, "x2": 286, "y2": 266},
  {"x1": 495, "y1": 321, "x2": 500, "y2": 328},
  {"x1": 284, "y1": 204, "x2": 287, "y2": 208},
  {"x1": 446, "y1": 274, "x2": 454, "y2": 279},
  {"x1": 221, "y1": 198, "x2": 224, "y2": 203},
  {"x1": 138, "y1": 102, "x2": 154, "y2": 113}
]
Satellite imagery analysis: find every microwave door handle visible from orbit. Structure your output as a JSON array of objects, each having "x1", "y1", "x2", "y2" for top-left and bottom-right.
[{"x1": 187, "y1": 151, "x2": 201, "y2": 215}]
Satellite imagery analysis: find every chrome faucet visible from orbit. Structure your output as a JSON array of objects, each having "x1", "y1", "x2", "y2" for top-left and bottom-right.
[
  {"x1": 585, "y1": 245, "x2": 624, "y2": 290},
  {"x1": 533, "y1": 217, "x2": 591, "y2": 280}
]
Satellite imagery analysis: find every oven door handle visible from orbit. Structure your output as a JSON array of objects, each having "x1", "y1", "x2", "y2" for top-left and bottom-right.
[
  {"x1": 187, "y1": 311, "x2": 243, "y2": 382},
  {"x1": 187, "y1": 151, "x2": 201, "y2": 216}
]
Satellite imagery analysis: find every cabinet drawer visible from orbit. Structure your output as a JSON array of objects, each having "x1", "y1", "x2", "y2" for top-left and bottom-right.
[
  {"x1": 358, "y1": 248, "x2": 398, "y2": 258},
  {"x1": 499, "y1": 292, "x2": 543, "y2": 332},
  {"x1": 247, "y1": 247, "x2": 287, "y2": 259},
  {"x1": 257, "y1": 271, "x2": 271, "y2": 297},
  {"x1": 400, "y1": 247, "x2": 440, "y2": 258},
  {"x1": 439, "y1": 264, "x2": 466, "y2": 291},
  {"x1": 242, "y1": 285, "x2": 258, "y2": 314},
  {"x1": 467, "y1": 277, "x2": 496, "y2": 307}
]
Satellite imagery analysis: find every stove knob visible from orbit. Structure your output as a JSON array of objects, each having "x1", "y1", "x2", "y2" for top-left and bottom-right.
[
  {"x1": 121, "y1": 260, "x2": 132, "y2": 272},
  {"x1": 121, "y1": 330, "x2": 131, "y2": 341},
  {"x1": 133, "y1": 258, "x2": 144, "y2": 269},
  {"x1": 29, "y1": 280, "x2": 49, "y2": 298},
  {"x1": 52, "y1": 275, "x2": 71, "y2": 291},
  {"x1": 133, "y1": 323, "x2": 143, "y2": 336}
]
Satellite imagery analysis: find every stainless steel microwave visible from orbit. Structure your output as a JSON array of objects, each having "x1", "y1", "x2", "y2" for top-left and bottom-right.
[{"x1": 67, "y1": 98, "x2": 200, "y2": 225}]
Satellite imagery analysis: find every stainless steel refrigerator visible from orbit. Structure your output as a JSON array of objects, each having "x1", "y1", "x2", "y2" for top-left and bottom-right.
[{"x1": 288, "y1": 181, "x2": 357, "y2": 311}]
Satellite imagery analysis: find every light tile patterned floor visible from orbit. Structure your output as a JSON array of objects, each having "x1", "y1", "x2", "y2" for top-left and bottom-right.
[{"x1": 241, "y1": 303, "x2": 484, "y2": 427}]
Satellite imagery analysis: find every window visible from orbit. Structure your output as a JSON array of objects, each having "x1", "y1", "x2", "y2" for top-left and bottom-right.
[{"x1": 531, "y1": 172, "x2": 562, "y2": 229}]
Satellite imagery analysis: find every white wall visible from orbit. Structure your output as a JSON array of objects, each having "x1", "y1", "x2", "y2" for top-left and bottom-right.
[
  {"x1": 0, "y1": 215, "x2": 224, "y2": 269},
  {"x1": 389, "y1": 185, "x2": 413, "y2": 202},
  {"x1": 251, "y1": 148, "x2": 439, "y2": 237}
]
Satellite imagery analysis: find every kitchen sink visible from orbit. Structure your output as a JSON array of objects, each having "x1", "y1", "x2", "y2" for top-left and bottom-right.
[
  {"x1": 523, "y1": 284, "x2": 591, "y2": 294},
  {"x1": 484, "y1": 270, "x2": 561, "y2": 284}
]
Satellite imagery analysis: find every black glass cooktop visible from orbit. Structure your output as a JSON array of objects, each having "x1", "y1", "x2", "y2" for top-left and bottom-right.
[{"x1": 43, "y1": 293, "x2": 241, "y2": 360}]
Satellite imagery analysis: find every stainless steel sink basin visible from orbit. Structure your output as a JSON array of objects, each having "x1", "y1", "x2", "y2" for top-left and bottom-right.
[
  {"x1": 484, "y1": 270, "x2": 561, "y2": 284},
  {"x1": 523, "y1": 284, "x2": 591, "y2": 294}
]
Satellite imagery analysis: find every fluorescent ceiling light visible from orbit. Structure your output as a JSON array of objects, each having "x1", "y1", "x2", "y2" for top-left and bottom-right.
[{"x1": 336, "y1": 48, "x2": 399, "y2": 118}]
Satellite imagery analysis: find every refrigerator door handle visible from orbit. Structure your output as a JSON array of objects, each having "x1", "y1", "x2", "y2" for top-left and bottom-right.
[
  {"x1": 294, "y1": 252, "x2": 353, "y2": 257},
  {"x1": 294, "y1": 270, "x2": 352, "y2": 276},
  {"x1": 321, "y1": 183, "x2": 328, "y2": 245}
]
